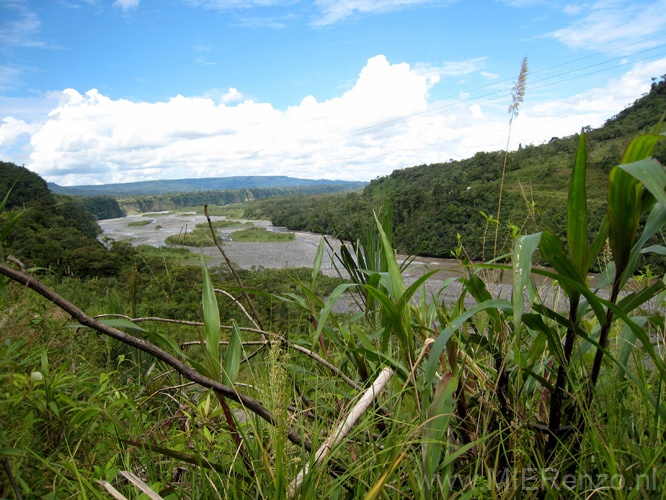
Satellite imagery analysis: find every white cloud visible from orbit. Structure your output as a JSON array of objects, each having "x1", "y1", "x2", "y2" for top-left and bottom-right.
[
  {"x1": 184, "y1": 0, "x2": 291, "y2": 9},
  {"x1": 221, "y1": 88, "x2": 243, "y2": 103},
  {"x1": 195, "y1": 55, "x2": 217, "y2": 65},
  {"x1": 547, "y1": 0, "x2": 666, "y2": 53},
  {"x1": 0, "y1": 65, "x2": 23, "y2": 91},
  {"x1": 481, "y1": 71, "x2": 499, "y2": 80},
  {"x1": 313, "y1": 0, "x2": 443, "y2": 25},
  {"x1": 113, "y1": 0, "x2": 140, "y2": 11},
  {"x1": 0, "y1": 3, "x2": 47, "y2": 49},
  {"x1": 4, "y1": 55, "x2": 665, "y2": 186},
  {"x1": 182, "y1": 0, "x2": 449, "y2": 26},
  {"x1": 0, "y1": 116, "x2": 35, "y2": 148},
  {"x1": 563, "y1": 3, "x2": 584, "y2": 15}
]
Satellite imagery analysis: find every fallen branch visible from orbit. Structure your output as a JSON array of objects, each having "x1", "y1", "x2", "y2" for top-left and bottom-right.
[{"x1": 288, "y1": 367, "x2": 394, "y2": 498}]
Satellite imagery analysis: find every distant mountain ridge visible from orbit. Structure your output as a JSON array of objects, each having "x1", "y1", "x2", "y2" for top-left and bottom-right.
[{"x1": 48, "y1": 175, "x2": 366, "y2": 196}]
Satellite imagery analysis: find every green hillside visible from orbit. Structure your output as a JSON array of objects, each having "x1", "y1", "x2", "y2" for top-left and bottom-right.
[
  {"x1": 247, "y1": 76, "x2": 666, "y2": 263},
  {"x1": 0, "y1": 162, "x2": 122, "y2": 277}
]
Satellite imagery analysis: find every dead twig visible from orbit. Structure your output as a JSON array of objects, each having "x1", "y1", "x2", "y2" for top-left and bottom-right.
[{"x1": 204, "y1": 204, "x2": 265, "y2": 333}]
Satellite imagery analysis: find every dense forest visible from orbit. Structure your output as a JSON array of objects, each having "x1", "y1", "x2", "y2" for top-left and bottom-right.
[
  {"x1": 246, "y1": 76, "x2": 666, "y2": 265},
  {"x1": 114, "y1": 183, "x2": 367, "y2": 216},
  {"x1": 0, "y1": 161, "x2": 123, "y2": 277}
]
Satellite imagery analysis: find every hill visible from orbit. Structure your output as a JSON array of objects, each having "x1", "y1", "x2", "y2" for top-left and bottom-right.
[
  {"x1": 0, "y1": 161, "x2": 122, "y2": 277},
  {"x1": 246, "y1": 76, "x2": 666, "y2": 265},
  {"x1": 48, "y1": 175, "x2": 366, "y2": 196}
]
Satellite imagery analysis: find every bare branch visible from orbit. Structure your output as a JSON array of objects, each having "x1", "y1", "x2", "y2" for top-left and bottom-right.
[{"x1": 203, "y1": 204, "x2": 265, "y2": 333}]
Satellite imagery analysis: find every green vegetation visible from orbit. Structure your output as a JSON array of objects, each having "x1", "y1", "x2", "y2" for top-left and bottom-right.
[
  {"x1": 143, "y1": 211, "x2": 171, "y2": 217},
  {"x1": 231, "y1": 226, "x2": 295, "y2": 242},
  {"x1": 195, "y1": 219, "x2": 252, "y2": 229},
  {"x1": 128, "y1": 219, "x2": 153, "y2": 227},
  {"x1": 115, "y1": 184, "x2": 365, "y2": 215},
  {"x1": 194, "y1": 203, "x2": 246, "y2": 218},
  {"x1": 0, "y1": 162, "x2": 120, "y2": 278},
  {"x1": 69, "y1": 194, "x2": 124, "y2": 220},
  {"x1": 165, "y1": 229, "x2": 217, "y2": 247},
  {"x1": 1, "y1": 80, "x2": 666, "y2": 498}
]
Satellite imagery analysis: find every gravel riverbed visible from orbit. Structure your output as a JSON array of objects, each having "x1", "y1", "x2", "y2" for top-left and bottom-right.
[{"x1": 98, "y1": 211, "x2": 576, "y2": 312}]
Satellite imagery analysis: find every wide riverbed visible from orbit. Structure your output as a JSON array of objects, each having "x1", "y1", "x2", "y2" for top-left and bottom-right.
[{"x1": 97, "y1": 211, "x2": 561, "y2": 309}]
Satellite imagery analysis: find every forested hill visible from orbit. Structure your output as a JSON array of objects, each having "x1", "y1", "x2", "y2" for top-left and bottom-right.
[
  {"x1": 49, "y1": 176, "x2": 365, "y2": 196},
  {"x1": 246, "y1": 76, "x2": 666, "y2": 263},
  {"x1": 0, "y1": 161, "x2": 122, "y2": 277}
]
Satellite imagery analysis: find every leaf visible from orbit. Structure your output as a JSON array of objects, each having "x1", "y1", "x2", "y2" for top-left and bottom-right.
[
  {"x1": 620, "y1": 133, "x2": 665, "y2": 165},
  {"x1": 568, "y1": 130, "x2": 588, "y2": 277},
  {"x1": 607, "y1": 133, "x2": 666, "y2": 278},
  {"x1": 641, "y1": 245, "x2": 666, "y2": 255},
  {"x1": 223, "y1": 320, "x2": 242, "y2": 386},
  {"x1": 373, "y1": 211, "x2": 404, "y2": 301},
  {"x1": 522, "y1": 312, "x2": 565, "y2": 364},
  {"x1": 619, "y1": 158, "x2": 666, "y2": 210},
  {"x1": 311, "y1": 236, "x2": 325, "y2": 291},
  {"x1": 586, "y1": 216, "x2": 609, "y2": 272},
  {"x1": 311, "y1": 282, "x2": 358, "y2": 347},
  {"x1": 608, "y1": 166, "x2": 643, "y2": 276},
  {"x1": 425, "y1": 299, "x2": 512, "y2": 383},
  {"x1": 616, "y1": 281, "x2": 665, "y2": 315},
  {"x1": 538, "y1": 232, "x2": 584, "y2": 298},
  {"x1": 0, "y1": 447, "x2": 25, "y2": 458},
  {"x1": 96, "y1": 318, "x2": 148, "y2": 332},
  {"x1": 521, "y1": 367, "x2": 554, "y2": 393},
  {"x1": 512, "y1": 232, "x2": 542, "y2": 333},
  {"x1": 201, "y1": 256, "x2": 220, "y2": 380},
  {"x1": 422, "y1": 373, "x2": 458, "y2": 487}
]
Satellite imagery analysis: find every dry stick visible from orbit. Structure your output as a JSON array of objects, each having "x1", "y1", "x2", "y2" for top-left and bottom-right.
[
  {"x1": 287, "y1": 367, "x2": 394, "y2": 498},
  {"x1": 214, "y1": 288, "x2": 260, "y2": 330},
  {"x1": 119, "y1": 470, "x2": 164, "y2": 500},
  {"x1": 0, "y1": 263, "x2": 312, "y2": 453},
  {"x1": 203, "y1": 204, "x2": 265, "y2": 333},
  {"x1": 1, "y1": 457, "x2": 22, "y2": 500}
]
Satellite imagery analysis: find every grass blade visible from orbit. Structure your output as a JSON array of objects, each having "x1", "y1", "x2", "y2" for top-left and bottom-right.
[
  {"x1": 512, "y1": 232, "x2": 542, "y2": 332},
  {"x1": 223, "y1": 320, "x2": 242, "y2": 386},
  {"x1": 201, "y1": 255, "x2": 220, "y2": 379},
  {"x1": 568, "y1": 130, "x2": 588, "y2": 277}
]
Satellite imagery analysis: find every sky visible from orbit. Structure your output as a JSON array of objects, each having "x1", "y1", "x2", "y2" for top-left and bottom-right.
[{"x1": 1, "y1": 0, "x2": 666, "y2": 186}]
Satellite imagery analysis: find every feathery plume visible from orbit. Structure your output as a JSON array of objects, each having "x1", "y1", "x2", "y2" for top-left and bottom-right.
[{"x1": 493, "y1": 57, "x2": 528, "y2": 259}]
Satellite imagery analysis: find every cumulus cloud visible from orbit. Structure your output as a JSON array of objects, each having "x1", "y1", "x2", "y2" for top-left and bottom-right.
[
  {"x1": 546, "y1": 0, "x2": 666, "y2": 53},
  {"x1": 4, "y1": 55, "x2": 665, "y2": 186}
]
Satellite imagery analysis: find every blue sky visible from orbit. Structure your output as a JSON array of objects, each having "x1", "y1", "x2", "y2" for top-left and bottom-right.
[{"x1": 1, "y1": 0, "x2": 666, "y2": 186}]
